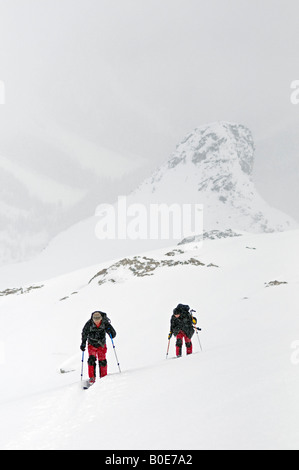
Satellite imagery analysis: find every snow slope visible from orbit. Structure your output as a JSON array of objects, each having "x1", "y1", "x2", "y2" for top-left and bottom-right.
[{"x1": 0, "y1": 229, "x2": 299, "y2": 450}]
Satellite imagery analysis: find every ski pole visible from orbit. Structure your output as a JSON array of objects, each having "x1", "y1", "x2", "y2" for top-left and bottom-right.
[
  {"x1": 193, "y1": 326, "x2": 202, "y2": 351},
  {"x1": 166, "y1": 333, "x2": 172, "y2": 359},
  {"x1": 109, "y1": 333, "x2": 121, "y2": 373},
  {"x1": 190, "y1": 309, "x2": 202, "y2": 352},
  {"x1": 81, "y1": 350, "x2": 85, "y2": 381},
  {"x1": 166, "y1": 339, "x2": 171, "y2": 359}
]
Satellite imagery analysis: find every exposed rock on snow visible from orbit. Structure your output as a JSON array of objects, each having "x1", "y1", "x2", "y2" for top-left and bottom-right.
[
  {"x1": 88, "y1": 253, "x2": 206, "y2": 286},
  {"x1": 178, "y1": 229, "x2": 242, "y2": 245},
  {"x1": 265, "y1": 280, "x2": 288, "y2": 287},
  {"x1": 0, "y1": 284, "x2": 44, "y2": 297}
]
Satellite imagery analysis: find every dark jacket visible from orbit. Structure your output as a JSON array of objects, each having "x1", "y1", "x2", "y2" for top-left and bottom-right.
[
  {"x1": 170, "y1": 304, "x2": 194, "y2": 339},
  {"x1": 81, "y1": 311, "x2": 116, "y2": 348}
]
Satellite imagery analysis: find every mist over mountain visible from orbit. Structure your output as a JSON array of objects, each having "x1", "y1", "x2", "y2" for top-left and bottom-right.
[{"x1": 0, "y1": 127, "x2": 148, "y2": 266}]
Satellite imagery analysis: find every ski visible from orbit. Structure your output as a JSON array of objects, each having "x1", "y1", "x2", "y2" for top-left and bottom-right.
[{"x1": 82, "y1": 379, "x2": 94, "y2": 390}]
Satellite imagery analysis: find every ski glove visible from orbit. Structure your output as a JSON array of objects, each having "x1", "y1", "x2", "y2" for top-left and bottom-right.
[
  {"x1": 80, "y1": 343, "x2": 86, "y2": 352},
  {"x1": 168, "y1": 332, "x2": 172, "y2": 340},
  {"x1": 192, "y1": 316, "x2": 197, "y2": 325},
  {"x1": 106, "y1": 324, "x2": 116, "y2": 339}
]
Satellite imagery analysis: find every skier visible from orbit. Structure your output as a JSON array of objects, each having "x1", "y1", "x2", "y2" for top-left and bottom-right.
[
  {"x1": 168, "y1": 304, "x2": 197, "y2": 357},
  {"x1": 80, "y1": 311, "x2": 116, "y2": 384}
]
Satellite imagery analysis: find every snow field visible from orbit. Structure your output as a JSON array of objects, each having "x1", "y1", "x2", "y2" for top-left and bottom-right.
[{"x1": 0, "y1": 230, "x2": 299, "y2": 449}]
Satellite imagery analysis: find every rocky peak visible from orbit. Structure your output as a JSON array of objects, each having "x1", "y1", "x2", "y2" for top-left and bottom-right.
[
  {"x1": 133, "y1": 121, "x2": 298, "y2": 234},
  {"x1": 169, "y1": 122, "x2": 254, "y2": 174}
]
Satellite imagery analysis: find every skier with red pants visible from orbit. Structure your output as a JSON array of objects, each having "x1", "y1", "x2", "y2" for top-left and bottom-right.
[
  {"x1": 80, "y1": 311, "x2": 116, "y2": 384},
  {"x1": 169, "y1": 304, "x2": 196, "y2": 357}
]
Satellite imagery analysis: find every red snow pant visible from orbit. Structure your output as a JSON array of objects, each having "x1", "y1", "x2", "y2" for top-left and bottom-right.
[
  {"x1": 88, "y1": 344, "x2": 107, "y2": 379},
  {"x1": 176, "y1": 331, "x2": 192, "y2": 356}
]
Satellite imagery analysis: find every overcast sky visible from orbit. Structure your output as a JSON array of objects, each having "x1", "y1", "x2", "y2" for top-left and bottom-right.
[{"x1": 0, "y1": 0, "x2": 298, "y2": 218}]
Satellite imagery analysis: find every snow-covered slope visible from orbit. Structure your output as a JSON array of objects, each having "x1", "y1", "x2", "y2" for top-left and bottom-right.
[{"x1": 0, "y1": 230, "x2": 299, "y2": 450}]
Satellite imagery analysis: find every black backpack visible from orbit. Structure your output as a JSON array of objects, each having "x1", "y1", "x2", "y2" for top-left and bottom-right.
[
  {"x1": 175, "y1": 304, "x2": 197, "y2": 325},
  {"x1": 175, "y1": 303, "x2": 190, "y2": 314}
]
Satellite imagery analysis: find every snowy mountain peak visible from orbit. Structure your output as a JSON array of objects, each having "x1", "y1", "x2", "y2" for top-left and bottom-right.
[
  {"x1": 134, "y1": 121, "x2": 298, "y2": 233},
  {"x1": 143, "y1": 121, "x2": 255, "y2": 198},
  {"x1": 170, "y1": 121, "x2": 254, "y2": 176}
]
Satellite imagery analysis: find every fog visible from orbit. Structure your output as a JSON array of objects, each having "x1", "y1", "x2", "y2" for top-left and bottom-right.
[{"x1": 0, "y1": 0, "x2": 298, "y2": 263}]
